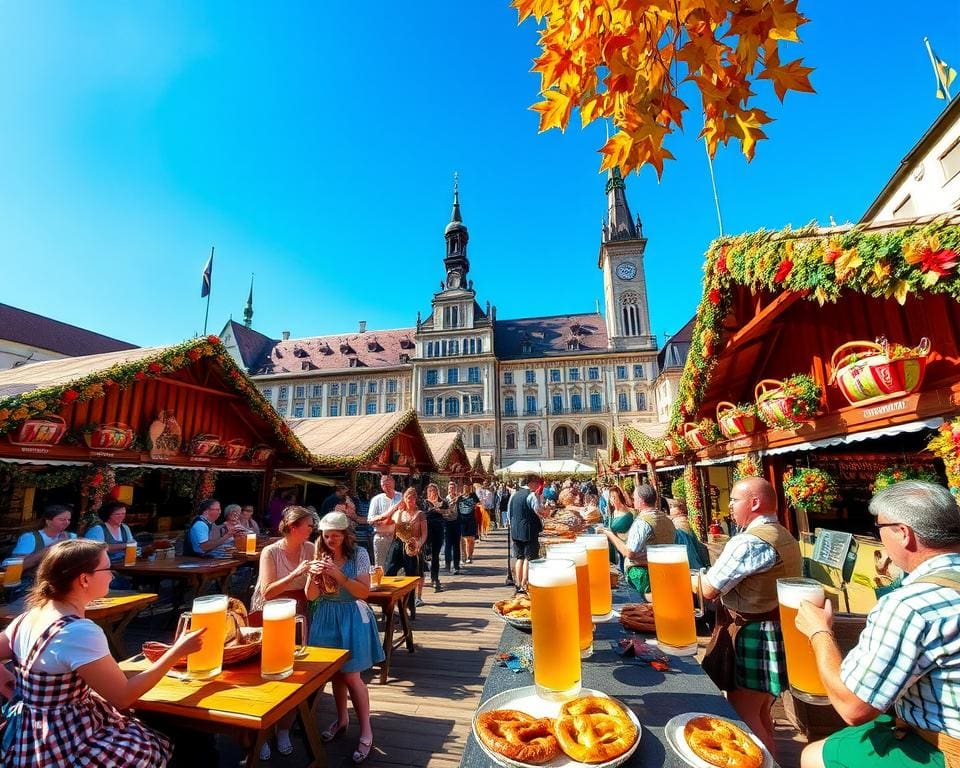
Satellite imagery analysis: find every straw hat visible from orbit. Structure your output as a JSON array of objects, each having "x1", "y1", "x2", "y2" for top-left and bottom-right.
[{"x1": 318, "y1": 511, "x2": 350, "y2": 531}]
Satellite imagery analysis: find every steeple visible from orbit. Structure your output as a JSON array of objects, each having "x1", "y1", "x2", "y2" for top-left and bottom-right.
[
  {"x1": 243, "y1": 274, "x2": 254, "y2": 328},
  {"x1": 443, "y1": 172, "x2": 470, "y2": 291},
  {"x1": 603, "y1": 167, "x2": 641, "y2": 242}
]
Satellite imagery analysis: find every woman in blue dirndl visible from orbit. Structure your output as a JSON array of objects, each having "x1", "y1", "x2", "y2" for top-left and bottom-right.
[{"x1": 306, "y1": 512, "x2": 384, "y2": 765}]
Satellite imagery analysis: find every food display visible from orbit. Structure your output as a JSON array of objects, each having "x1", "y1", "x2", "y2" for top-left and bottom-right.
[
  {"x1": 554, "y1": 696, "x2": 637, "y2": 764},
  {"x1": 619, "y1": 603, "x2": 656, "y2": 633},
  {"x1": 683, "y1": 716, "x2": 764, "y2": 768},
  {"x1": 542, "y1": 513, "x2": 587, "y2": 540},
  {"x1": 495, "y1": 594, "x2": 532, "y2": 620},
  {"x1": 476, "y1": 710, "x2": 561, "y2": 765},
  {"x1": 579, "y1": 507, "x2": 602, "y2": 525}
]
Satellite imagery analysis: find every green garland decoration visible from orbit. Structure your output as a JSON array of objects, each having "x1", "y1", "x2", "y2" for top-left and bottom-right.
[
  {"x1": 670, "y1": 476, "x2": 686, "y2": 502},
  {"x1": 871, "y1": 464, "x2": 938, "y2": 494},
  {"x1": 669, "y1": 220, "x2": 960, "y2": 432}
]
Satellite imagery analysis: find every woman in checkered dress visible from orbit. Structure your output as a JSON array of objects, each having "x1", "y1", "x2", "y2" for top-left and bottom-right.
[{"x1": 0, "y1": 539, "x2": 205, "y2": 767}]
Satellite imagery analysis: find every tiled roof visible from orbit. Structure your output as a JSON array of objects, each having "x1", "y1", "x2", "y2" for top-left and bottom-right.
[
  {"x1": 250, "y1": 328, "x2": 417, "y2": 375},
  {"x1": 224, "y1": 320, "x2": 275, "y2": 370},
  {"x1": 494, "y1": 312, "x2": 609, "y2": 360},
  {"x1": 0, "y1": 303, "x2": 136, "y2": 359}
]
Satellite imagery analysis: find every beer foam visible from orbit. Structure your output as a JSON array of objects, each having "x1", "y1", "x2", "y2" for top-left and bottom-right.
[
  {"x1": 528, "y1": 558, "x2": 577, "y2": 587},
  {"x1": 777, "y1": 579, "x2": 825, "y2": 609},
  {"x1": 646, "y1": 544, "x2": 689, "y2": 565},
  {"x1": 192, "y1": 594, "x2": 228, "y2": 614},
  {"x1": 263, "y1": 598, "x2": 297, "y2": 621},
  {"x1": 575, "y1": 534, "x2": 607, "y2": 551},
  {"x1": 546, "y1": 544, "x2": 587, "y2": 567}
]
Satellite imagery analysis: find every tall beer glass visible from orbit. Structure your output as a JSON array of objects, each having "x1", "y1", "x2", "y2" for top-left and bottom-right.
[
  {"x1": 576, "y1": 534, "x2": 612, "y2": 618},
  {"x1": 181, "y1": 594, "x2": 229, "y2": 679},
  {"x1": 2, "y1": 558, "x2": 24, "y2": 588},
  {"x1": 546, "y1": 543, "x2": 593, "y2": 658},
  {"x1": 528, "y1": 558, "x2": 581, "y2": 700},
  {"x1": 261, "y1": 598, "x2": 307, "y2": 680},
  {"x1": 647, "y1": 545, "x2": 698, "y2": 655},
  {"x1": 245, "y1": 533, "x2": 257, "y2": 554},
  {"x1": 778, "y1": 578, "x2": 828, "y2": 704},
  {"x1": 124, "y1": 541, "x2": 137, "y2": 566}
]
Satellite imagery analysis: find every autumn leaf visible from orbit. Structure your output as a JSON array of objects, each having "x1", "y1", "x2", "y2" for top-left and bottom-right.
[
  {"x1": 531, "y1": 89, "x2": 574, "y2": 132},
  {"x1": 886, "y1": 279, "x2": 911, "y2": 305},
  {"x1": 731, "y1": 109, "x2": 771, "y2": 161},
  {"x1": 759, "y1": 48, "x2": 815, "y2": 101},
  {"x1": 868, "y1": 260, "x2": 892, "y2": 288},
  {"x1": 833, "y1": 247, "x2": 862, "y2": 282}
]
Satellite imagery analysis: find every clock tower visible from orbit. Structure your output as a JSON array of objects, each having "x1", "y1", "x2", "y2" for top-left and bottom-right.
[{"x1": 599, "y1": 168, "x2": 656, "y2": 351}]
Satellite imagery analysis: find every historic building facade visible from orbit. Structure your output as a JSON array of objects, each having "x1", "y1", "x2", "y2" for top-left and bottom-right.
[{"x1": 222, "y1": 172, "x2": 662, "y2": 465}]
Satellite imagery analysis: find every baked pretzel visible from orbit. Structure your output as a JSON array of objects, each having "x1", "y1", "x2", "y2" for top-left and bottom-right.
[
  {"x1": 559, "y1": 695, "x2": 629, "y2": 720},
  {"x1": 494, "y1": 595, "x2": 532, "y2": 619},
  {"x1": 683, "y1": 716, "x2": 763, "y2": 768},
  {"x1": 554, "y1": 713, "x2": 637, "y2": 763},
  {"x1": 475, "y1": 709, "x2": 560, "y2": 764},
  {"x1": 620, "y1": 603, "x2": 656, "y2": 633}
]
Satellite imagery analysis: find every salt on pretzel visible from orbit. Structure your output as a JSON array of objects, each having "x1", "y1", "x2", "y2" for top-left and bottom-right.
[
  {"x1": 475, "y1": 709, "x2": 560, "y2": 764},
  {"x1": 683, "y1": 716, "x2": 763, "y2": 768},
  {"x1": 554, "y1": 712, "x2": 637, "y2": 764}
]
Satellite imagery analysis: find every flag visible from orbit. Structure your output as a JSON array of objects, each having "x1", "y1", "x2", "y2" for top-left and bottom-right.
[
  {"x1": 926, "y1": 38, "x2": 956, "y2": 100},
  {"x1": 200, "y1": 249, "x2": 213, "y2": 298}
]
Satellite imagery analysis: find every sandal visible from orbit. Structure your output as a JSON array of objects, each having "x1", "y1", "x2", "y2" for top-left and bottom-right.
[
  {"x1": 321, "y1": 721, "x2": 348, "y2": 742},
  {"x1": 353, "y1": 738, "x2": 374, "y2": 764}
]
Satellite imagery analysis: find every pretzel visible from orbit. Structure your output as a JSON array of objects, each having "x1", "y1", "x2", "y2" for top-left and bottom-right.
[
  {"x1": 620, "y1": 603, "x2": 656, "y2": 633},
  {"x1": 554, "y1": 712, "x2": 637, "y2": 763},
  {"x1": 475, "y1": 709, "x2": 560, "y2": 764},
  {"x1": 683, "y1": 716, "x2": 763, "y2": 768},
  {"x1": 559, "y1": 695, "x2": 629, "y2": 720},
  {"x1": 494, "y1": 595, "x2": 531, "y2": 619}
]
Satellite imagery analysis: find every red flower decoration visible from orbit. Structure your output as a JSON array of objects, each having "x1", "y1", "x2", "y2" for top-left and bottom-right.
[
  {"x1": 915, "y1": 247, "x2": 958, "y2": 277},
  {"x1": 148, "y1": 362, "x2": 162, "y2": 373},
  {"x1": 61, "y1": 389, "x2": 79, "y2": 404},
  {"x1": 135, "y1": 371, "x2": 146, "y2": 381},
  {"x1": 207, "y1": 335, "x2": 220, "y2": 344},
  {"x1": 102, "y1": 379, "x2": 115, "y2": 389},
  {"x1": 716, "y1": 246, "x2": 729, "y2": 274},
  {"x1": 187, "y1": 349, "x2": 202, "y2": 361},
  {"x1": 708, "y1": 288, "x2": 721, "y2": 305},
  {"x1": 774, "y1": 258, "x2": 794, "y2": 283}
]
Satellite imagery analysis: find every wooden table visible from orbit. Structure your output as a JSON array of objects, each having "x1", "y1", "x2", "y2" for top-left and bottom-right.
[
  {"x1": 114, "y1": 557, "x2": 241, "y2": 602},
  {"x1": 0, "y1": 591, "x2": 158, "y2": 658},
  {"x1": 121, "y1": 646, "x2": 348, "y2": 768},
  {"x1": 366, "y1": 576, "x2": 420, "y2": 684}
]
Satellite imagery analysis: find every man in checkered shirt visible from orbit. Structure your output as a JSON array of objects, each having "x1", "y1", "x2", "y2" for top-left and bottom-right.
[{"x1": 796, "y1": 481, "x2": 960, "y2": 768}]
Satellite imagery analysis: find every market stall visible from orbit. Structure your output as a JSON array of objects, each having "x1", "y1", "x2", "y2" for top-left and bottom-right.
[{"x1": 423, "y1": 431, "x2": 471, "y2": 486}]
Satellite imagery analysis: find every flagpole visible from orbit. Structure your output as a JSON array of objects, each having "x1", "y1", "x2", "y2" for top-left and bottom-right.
[
  {"x1": 925, "y1": 36, "x2": 953, "y2": 100},
  {"x1": 704, "y1": 136, "x2": 724, "y2": 237},
  {"x1": 202, "y1": 245, "x2": 214, "y2": 336}
]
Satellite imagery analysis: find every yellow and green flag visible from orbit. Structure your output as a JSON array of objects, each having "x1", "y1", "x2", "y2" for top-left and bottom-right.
[{"x1": 925, "y1": 37, "x2": 956, "y2": 100}]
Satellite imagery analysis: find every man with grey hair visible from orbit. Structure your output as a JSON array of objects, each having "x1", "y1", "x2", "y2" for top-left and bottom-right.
[
  {"x1": 795, "y1": 480, "x2": 960, "y2": 768},
  {"x1": 366, "y1": 474, "x2": 403, "y2": 568}
]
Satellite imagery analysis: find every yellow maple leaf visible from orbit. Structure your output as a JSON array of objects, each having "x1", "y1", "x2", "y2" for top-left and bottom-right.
[
  {"x1": 732, "y1": 109, "x2": 770, "y2": 161},
  {"x1": 531, "y1": 89, "x2": 574, "y2": 132},
  {"x1": 868, "y1": 260, "x2": 892, "y2": 287},
  {"x1": 886, "y1": 279, "x2": 911, "y2": 305},
  {"x1": 813, "y1": 286, "x2": 829, "y2": 305},
  {"x1": 834, "y1": 247, "x2": 862, "y2": 282},
  {"x1": 758, "y1": 48, "x2": 815, "y2": 101}
]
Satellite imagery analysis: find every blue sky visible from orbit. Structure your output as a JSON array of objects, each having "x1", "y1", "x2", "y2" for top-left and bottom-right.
[{"x1": 1, "y1": 2, "x2": 958, "y2": 348}]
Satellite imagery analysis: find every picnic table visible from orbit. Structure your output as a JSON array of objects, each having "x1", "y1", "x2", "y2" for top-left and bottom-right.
[
  {"x1": 461, "y1": 587, "x2": 782, "y2": 768},
  {"x1": 0, "y1": 590, "x2": 158, "y2": 658},
  {"x1": 121, "y1": 645, "x2": 348, "y2": 768},
  {"x1": 114, "y1": 556, "x2": 241, "y2": 602},
  {"x1": 366, "y1": 575, "x2": 420, "y2": 684}
]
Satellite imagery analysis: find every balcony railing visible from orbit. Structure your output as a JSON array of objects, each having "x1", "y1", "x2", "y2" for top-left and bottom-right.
[
  {"x1": 547, "y1": 405, "x2": 610, "y2": 415},
  {"x1": 522, "y1": 408, "x2": 543, "y2": 417}
]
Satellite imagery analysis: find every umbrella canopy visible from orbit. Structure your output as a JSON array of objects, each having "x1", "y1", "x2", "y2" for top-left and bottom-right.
[{"x1": 498, "y1": 459, "x2": 595, "y2": 479}]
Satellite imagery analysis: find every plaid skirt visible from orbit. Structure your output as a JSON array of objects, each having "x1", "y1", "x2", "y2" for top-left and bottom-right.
[{"x1": 734, "y1": 620, "x2": 788, "y2": 695}]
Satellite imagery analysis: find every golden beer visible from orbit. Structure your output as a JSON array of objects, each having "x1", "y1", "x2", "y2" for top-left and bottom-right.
[
  {"x1": 528, "y1": 558, "x2": 581, "y2": 700},
  {"x1": 576, "y1": 534, "x2": 612, "y2": 618},
  {"x1": 124, "y1": 542, "x2": 137, "y2": 566},
  {"x1": 261, "y1": 598, "x2": 306, "y2": 679},
  {"x1": 2, "y1": 558, "x2": 24, "y2": 587},
  {"x1": 245, "y1": 533, "x2": 257, "y2": 554},
  {"x1": 546, "y1": 543, "x2": 593, "y2": 658},
  {"x1": 647, "y1": 545, "x2": 698, "y2": 655},
  {"x1": 184, "y1": 594, "x2": 229, "y2": 679},
  {"x1": 778, "y1": 578, "x2": 828, "y2": 704}
]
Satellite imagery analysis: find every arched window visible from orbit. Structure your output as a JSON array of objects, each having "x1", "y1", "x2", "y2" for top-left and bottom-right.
[
  {"x1": 553, "y1": 427, "x2": 571, "y2": 447},
  {"x1": 584, "y1": 425, "x2": 604, "y2": 446},
  {"x1": 505, "y1": 430, "x2": 517, "y2": 450},
  {"x1": 527, "y1": 429, "x2": 538, "y2": 449},
  {"x1": 472, "y1": 426, "x2": 481, "y2": 449},
  {"x1": 619, "y1": 292, "x2": 642, "y2": 337}
]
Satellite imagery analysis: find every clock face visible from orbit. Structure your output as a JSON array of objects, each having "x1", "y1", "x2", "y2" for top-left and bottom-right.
[{"x1": 616, "y1": 262, "x2": 637, "y2": 280}]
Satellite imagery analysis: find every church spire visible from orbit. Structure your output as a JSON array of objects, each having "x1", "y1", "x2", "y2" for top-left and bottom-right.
[
  {"x1": 243, "y1": 274, "x2": 254, "y2": 328},
  {"x1": 443, "y1": 172, "x2": 470, "y2": 290},
  {"x1": 603, "y1": 167, "x2": 641, "y2": 242}
]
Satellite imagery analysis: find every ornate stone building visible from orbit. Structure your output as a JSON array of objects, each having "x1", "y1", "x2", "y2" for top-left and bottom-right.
[{"x1": 222, "y1": 172, "x2": 662, "y2": 465}]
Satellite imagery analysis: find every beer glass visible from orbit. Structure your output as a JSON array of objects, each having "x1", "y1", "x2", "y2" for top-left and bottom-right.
[
  {"x1": 647, "y1": 545, "x2": 698, "y2": 655},
  {"x1": 261, "y1": 598, "x2": 307, "y2": 680},
  {"x1": 124, "y1": 542, "x2": 137, "y2": 566},
  {"x1": 528, "y1": 558, "x2": 581, "y2": 700},
  {"x1": 369, "y1": 565, "x2": 383, "y2": 587},
  {"x1": 575, "y1": 534, "x2": 612, "y2": 618},
  {"x1": 176, "y1": 594, "x2": 229, "y2": 679},
  {"x1": 2, "y1": 558, "x2": 24, "y2": 588},
  {"x1": 245, "y1": 533, "x2": 257, "y2": 554},
  {"x1": 778, "y1": 578, "x2": 829, "y2": 704},
  {"x1": 546, "y1": 543, "x2": 593, "y2": 658}
]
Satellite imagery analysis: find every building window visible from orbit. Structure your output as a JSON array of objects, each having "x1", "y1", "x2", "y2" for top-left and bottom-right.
[
  {"x1": 525, "y1": 395, "x2": 538, "y2": 414},
  {"x1": 633, "y1": 364, "x2": 645, "y2": 379},
  {"x1": 441, "y1": 340, "x2": 448, "y2": 356},
  {"x1": 426, "y1": 370, "x2": 438, "y2": 386},
  {"x1": 310, "y1": 404, "x2": 321, "y2": 417},
  {"x1": 261, "y1": 387, "x2": 273, "y2": 399},
  {"x1": 278, "y1": 404, "x2": 288, "y2": 416},
  {"x1": 525, "y1": 370, "x2": 535, "y2": 384},
  {"x1": 554, "y1": 427, "x2": 570, "y2": 447},
  {"x1": 330, "y1": 383, "x2": 340, "y2": 397},
  {"x1": 468, "y1": 367, "x2": 480, "y2": 384},
  {"x1": 568, "y1": 367, "x2": 580, "y2": 381},
  {"x1": 620, "y1": 291, "x2": 643, "y2": 336},
  {"x1": 618, "y1": 392, "x2": 629, "y2": 411},
  {"x1": 469, "y1": 338, "x2": 476, "y2": 354},
  {"x1": 328, "y1": 403, "x2": 340, "y2": 417},
  {"x1": 476, "y1": 337, "x2": 483, "y2": 353},
  {"x1": 386, "y1": 378, "x2": 397, "y2": 394},
  {"x1": 447, "y1": 368, "x2": 459, "y2": 384},
  {"x1": 472, "y1": 426, "x2": 481, "y2": 449},
  {"x1": 504, "y1": 396, "x2": 515, "y2": 415},
  {"x1": 386, "y1": 400, "x2": 397, "y2": 413},
  {"x1": 506, "y1": 430, "x2": 517, "y2": 450},
  {"x1": 571, "y1": 393, "x2": 583, "y2": 412},
  {"x1": 445, "y1": 397, "x2": 460, "y2": 416},
  {"x1": 366, "y1": 401, "x2": 377, "y2": 415},
  {"x1": 292, "y1": 404, "x2": 304, "y2": 417},
  {"x1": 426, "y1": 341, "x2": 433, "y2": 358},
  {"x1": 368, "y1": 381, "x2": 377, "y2": 394},
  {"x1": 588, "y1": 367, "x2": 599, "y2": 380},
  {"x1": 616, "y1": 365, "x2": 627, "y2": 380},
  {"x1": 527, "y1": 429, "x2": 538, "y2": 449},
  {"x1": 294, "y1": 386, "x2": 305, "y2": 399},
  {"x1": 636, "y1": 392, "x2": 647, "y2": 411},
  {"x1": 504, "y1": 372, "x2": 513, "y2": 385},
  {"x1": 550, "y1": 369, "x2": 561, "y2": 383},
  {"x1": 470, "y1": 395, "x2": 483, "y2": 413},
  {"x1": 424, "y1": 399, "x2": 435, "y2": 416},
  {"x1": 347, "y1": 402, "x2": 358, "y2": 416},
  {"x1": 450, "y1": 339, "x2": 459, "y2": 355},
  {"x1": 552, "y1": 394, "x2": 563, "y2": 414},
  {"x1": 462, "y1": 395, "x2": 470, "y2": 414},
  {"x1": 278, "y1": 386, "x2": 288, "y2": 399},
  {"x1": 348, "y1": 382, "x2": 358, "y2": 396},
  {"x1": 940, "y1": 137, "x2": 960, "y2": 180},
  {"x1": 521, "y1": 341, "x2": 533, "y2": 355},
  {"x1": 590, "y1": 392, "x2": 602, "y2": 411}
]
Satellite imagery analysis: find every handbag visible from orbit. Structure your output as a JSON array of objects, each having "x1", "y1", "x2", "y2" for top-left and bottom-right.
[{"x1": 701, "y1": 602, "x2": 737, "y2": 691}]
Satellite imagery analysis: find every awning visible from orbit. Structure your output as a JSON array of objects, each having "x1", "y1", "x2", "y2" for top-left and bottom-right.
[
  {"x1": 276, "y1": 470, "x2": 337, "y2": 487},
  {"x1": 696, "y1": 452, "x2": 756, "y2": 467},
  {"x1": 108, "y1": 463, "x2": 266, "y2": 473},
  {"x1": 763, "y1": 417, "x2": 943, "y2": 457},
  {"x1": 654, "y1": 464, "x2": 684, "y2": 473},
  {"x1": 0, "y1": 458, "x2": 91, "y2": 467}
]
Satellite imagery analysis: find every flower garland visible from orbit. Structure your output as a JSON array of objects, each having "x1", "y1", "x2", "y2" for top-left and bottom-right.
[
  {"x1": 669, "y1": 220, "x2": 960, "y2": 432},
  {"x1": 82, "y1": 465, "x2": 116, "y2": 514},
  {"x1": 928, "y1": 418, "x2": 960, "y2": 501},
  {"x1": 783, "y1": 467, "x2": 837, "y2": 514},
  {"x1": 733, "y1": 453, "x2": 763, "y2": 481},
  {"x1": 872, "y1": 464, "x2": 939, "y2": 493},
  {"x1": 195, "y1": 469, "x2": 217, "y2": 505},
  {"x1": 683, "y1": 463, "x2": 705, "y2": 539},
  {"x1": 670, "y1": 476, "x2": 686, "y2": 502}
]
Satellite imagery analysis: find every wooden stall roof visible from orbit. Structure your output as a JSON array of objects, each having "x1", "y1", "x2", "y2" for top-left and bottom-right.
[
  {"x1": 465, "y1": 449, "x2": 485, "y2": 477},
  {"x1": 288, "y1": 409, "x2": 436, "y2": 473},
  {"x1": 0, "y1": 337, "x2": 311, "y2": 466},
  {"x1": 424, "y1": 431, "x2": 471, "y2": 475},
  {"x1": 663, "y1": 215, "x2": 960, "y2": 455}
]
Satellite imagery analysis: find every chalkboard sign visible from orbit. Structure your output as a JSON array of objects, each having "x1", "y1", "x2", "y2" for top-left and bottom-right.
[{"x1": 812, "y1": 528, "x2": 853, "y2": 570}]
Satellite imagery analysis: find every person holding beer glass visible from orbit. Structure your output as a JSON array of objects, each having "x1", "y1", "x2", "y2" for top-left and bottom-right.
[
  {"x1": 423, "y1": 483, "x2": 449, "y2": 592},
  {"x1": 250, "y1": 505, "x2": 318, "y2": 760},
  {"x1": 307, "y1": 512, "x2": 384, "y2": 764},
  {"x1": 792, "y1": 481, "x2": 960, "y2": 768},
  {"x1": 386, "y1": 487, "x2": 427, "y2": 609},
  {"x1": 0, "y1": 539, "x2": 205, "y2": 767},
  {"x1": 693, "y1": 477, "x2": 800, "y2": 756},
  {"x1": 600, "y1": 484, "x2": 676, "y2": 598}
]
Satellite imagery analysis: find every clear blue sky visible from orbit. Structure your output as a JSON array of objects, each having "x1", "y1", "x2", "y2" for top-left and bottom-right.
[{"x1": 1, "y1": 2, "x2": 958, "y2": 347}]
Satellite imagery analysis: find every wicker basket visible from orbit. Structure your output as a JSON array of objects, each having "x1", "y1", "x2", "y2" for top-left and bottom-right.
[
  {"x1": 716, "y1": 402, "x2": 758, "y2": 439},
  {"x1": 142, "y1": 626, "x2": 262, "y2": 667},
  {"x1": 829, "y1": 338, "x2": 930, "y2": 406},
  {"x1": 681, "y1": 422, "x2": 711, "y2": 450},
  {"x1": 83, "y1": 423, "x2": 135, "y2": 451},
  {"x1": 223, "y1": 439, "x2": 248, "y2": 462},
  {"x1": 8, "y1": 416, "x2": 67, "y2": 446},
  {"x1": 189, "y1": 434, "x2": 222, "y2": 457},
  {"x1": 755, "y1": 379, "x2": 816, "y2": 428},
  {"x1": 249, "y1": 445, "x2": 275, "y2": 463}
]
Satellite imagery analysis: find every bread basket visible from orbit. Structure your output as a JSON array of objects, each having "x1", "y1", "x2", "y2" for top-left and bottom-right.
[{"x1": 143, "y1": 598, "x2": 261, "y2": 667}]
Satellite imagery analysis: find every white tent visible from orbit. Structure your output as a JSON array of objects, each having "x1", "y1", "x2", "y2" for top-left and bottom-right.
[{"x1": 497, "y1": 459, "x2": 595, "y2": 478}]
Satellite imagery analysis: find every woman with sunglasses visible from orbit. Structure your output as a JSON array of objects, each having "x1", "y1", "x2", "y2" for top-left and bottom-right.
[{"x1": 0, "y1": 539, "x2": 204, "y2": 767}]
